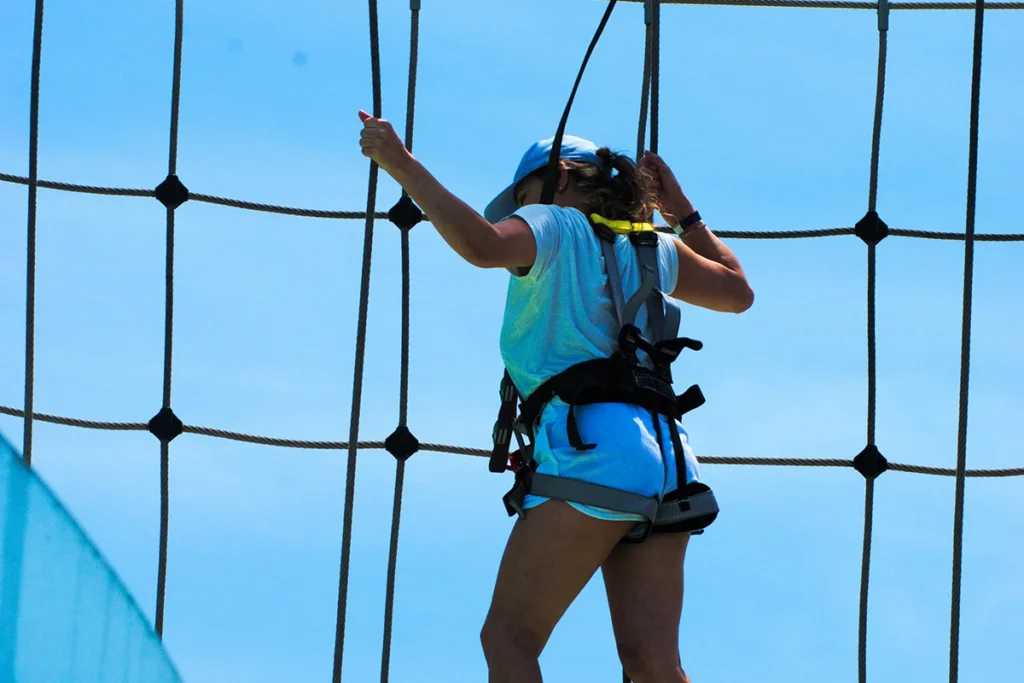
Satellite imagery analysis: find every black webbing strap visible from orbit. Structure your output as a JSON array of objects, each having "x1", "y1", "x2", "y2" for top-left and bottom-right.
[
  {"x1": 538, "y1": 0, "x2": 619, "y2": 206},
  {"x1": 489, "y1": 370, "x2": 519, "y2": 472}
]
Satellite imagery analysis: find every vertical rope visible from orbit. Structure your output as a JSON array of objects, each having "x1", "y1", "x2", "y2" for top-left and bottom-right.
[
  {"x1": 949, "y1": 0, "x2": 985, "y2": 679},
  {"x1": 635, "y1": 17, "x2": 652, "y2": 162},
  {"x1": 333, "y1": 0, "x2": 383, "y2": 678},
  {"x1": 11, "y1": 7, "x2": 49, "y2": 682},
  {"x1": 857, "y1": 6, "x2": 887, "y2": 680},
  {"x1": 867, "y1": 30, "x2": 887, "y2": 216},
  {"x1": 379, "y1": 3, "x2": 420, "y2": 681},
  {"x1": 626, "y1": 5, "x2": 657, "y2": 683},
  {"x1": 154, "y1": 0, "x2": 185, "y2": 639},
  {"x1": 155, "y1": 442, "x2": 170, "y2": 635},
  {"x1": 649, "y1": 0, "x2": 660, "y2": 156},
  {"x1": 538, "y1": 0, "x2": 618, "y2": 206},
  {"x1": 858, "y1": 476, "x2": 876, "y2": 683},
  {"x1": 22, "y1": 0, "x2": 46, "y2": 467}
]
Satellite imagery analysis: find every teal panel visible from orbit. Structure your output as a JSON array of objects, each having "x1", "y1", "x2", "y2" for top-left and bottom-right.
[{"x1": 0, "y1": 432, "x2": 183, "y2": 683}]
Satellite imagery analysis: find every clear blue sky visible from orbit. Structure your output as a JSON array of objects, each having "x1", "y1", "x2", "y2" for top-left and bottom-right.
[{"x1": 1, "y1": 0, "x2": 1022, "y2": 681}]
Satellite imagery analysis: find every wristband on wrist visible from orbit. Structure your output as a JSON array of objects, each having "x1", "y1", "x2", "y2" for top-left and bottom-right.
[{"x1": 671, "y1": 210, "x2": 703, "y2": 237}]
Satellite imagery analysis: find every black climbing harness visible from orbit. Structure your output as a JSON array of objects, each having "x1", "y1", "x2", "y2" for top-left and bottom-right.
[
  {"x1": 487, "y1": 0, "x2": 718, "y2": 542},
  {"x1": 489, "y1": 215, "x2": 719, "y2": 542}
]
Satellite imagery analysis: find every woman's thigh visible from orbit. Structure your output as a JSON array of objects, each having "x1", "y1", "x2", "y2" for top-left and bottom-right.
[
  {"x1": 600, "y1": 532, "x2": 692, "y2": 674},
  {"x1": 483, "y1": 500, "x2": 634, "y2": 653}
]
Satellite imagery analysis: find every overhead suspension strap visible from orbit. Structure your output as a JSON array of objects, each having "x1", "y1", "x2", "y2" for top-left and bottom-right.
[{"x1": 538, "y1": 0, "x2": 619, "y2": 206}]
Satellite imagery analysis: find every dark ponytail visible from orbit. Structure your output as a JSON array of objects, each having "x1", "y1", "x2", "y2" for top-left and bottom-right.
[{"x1": 562, "y1": 147, "x2": 658, "y2": 224}]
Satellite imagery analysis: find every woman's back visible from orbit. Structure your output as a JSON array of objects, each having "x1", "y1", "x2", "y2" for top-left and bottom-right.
[{"x1": 499, "y1": 203, "x2": 680, "y2": 400}]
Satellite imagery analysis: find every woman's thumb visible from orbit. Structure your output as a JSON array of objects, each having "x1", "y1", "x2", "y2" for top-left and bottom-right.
[{"x1": 358, "y1": 110, "x2": 372, "y2": 123}]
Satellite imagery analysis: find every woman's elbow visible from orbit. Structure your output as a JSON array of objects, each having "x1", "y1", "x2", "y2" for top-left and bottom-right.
[
  {"x1": 461, "y1": 235, "x2": 501, "y2": 269},
  {"x1": 730, "y1": 281, "x2": 754, "y2": 313}
]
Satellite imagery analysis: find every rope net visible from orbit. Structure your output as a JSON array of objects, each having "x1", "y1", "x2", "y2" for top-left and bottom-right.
[{"x1": 2, "y1": 0, "x2": 1021, "y2": 682}]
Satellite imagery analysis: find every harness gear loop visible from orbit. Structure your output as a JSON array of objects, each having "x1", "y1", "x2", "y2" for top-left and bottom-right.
[{"x1": 488, "y1": 213, "x2": 719, "y2": 542}]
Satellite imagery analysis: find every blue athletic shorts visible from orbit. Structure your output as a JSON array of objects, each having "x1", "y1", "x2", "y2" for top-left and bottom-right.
[{"x1": 521, "y1": 398, "x2": 703, "y2": 523}]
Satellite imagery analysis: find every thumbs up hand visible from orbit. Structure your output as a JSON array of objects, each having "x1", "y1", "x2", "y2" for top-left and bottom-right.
[{"x1": 358, "y1": 110, "x2": 412, "y2": 176}]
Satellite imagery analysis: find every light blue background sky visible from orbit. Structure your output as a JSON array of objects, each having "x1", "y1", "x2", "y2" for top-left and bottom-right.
[{"x1": 1, "y1": 0, "x2": 1022, "y2": 681}]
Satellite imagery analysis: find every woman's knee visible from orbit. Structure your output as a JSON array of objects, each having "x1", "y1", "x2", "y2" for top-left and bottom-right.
[{"x1": 480, "y1": 613, "x2": 543, "y2": 663}]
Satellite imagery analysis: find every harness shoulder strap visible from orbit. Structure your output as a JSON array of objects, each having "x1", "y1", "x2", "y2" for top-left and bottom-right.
[
  {"x1": 632, "y1": 232, "x2": 667, "y2": 340},
  {"x1": 597, "y1": 236, "x2": 628, "y2": 327},
  {"x1": 589, "y1": 214, "x2": 667, "y2": 337}
]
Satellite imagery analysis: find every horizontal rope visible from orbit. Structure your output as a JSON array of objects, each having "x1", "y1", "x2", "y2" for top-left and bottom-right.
[
  {"x1": 190, "y1": 193, "x2": 387, "y2": 220},
  {"x1": 702, "y1": 227, "x2": 855, "y2": 239},
  {"x1": 0, "y1": 172, "x2": 152, "y2": 198},
  {"x1": 701, "y1": 455, "x2": 852, "y2": 467},
  {"x1": 3, "y1": 173, "x2": 1021, "y2": 240},
  {"x1": 2, "y1": 404, "x2": 1019, "y2": 476},
  {"x1": 3, "y1": 173, "x2": 1021, "y2": 241},
  {"x1": 889, "y1": 228, "x2": 1024, "y2": 242},
  {"x1": 0, "y1": 405, "x2": 146, "y2": 431},
  {"x1": 0, "y1": 173, "x2": 387, "y2": 220},
  {"x1": 621, "y1": 0, "x2": 1024, "y2": 9},
  {"x1": 889, "y1": 462, "x2": 1024, "y2": 477}
]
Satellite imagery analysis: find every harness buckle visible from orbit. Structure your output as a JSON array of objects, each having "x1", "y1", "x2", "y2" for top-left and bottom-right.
[
  {"x1": 632, "y1": 368, "x2": 674, "y2": 397},
  {"x1": 618, "y1": 324, "x2": 642, "y2": 359},
  {"x1": 629, "y1": 231, "x2": 659, "y2": 247},
  {"x1": 676, "y1": 384, "x2": 706, "y2": 416},
  {"x1": 592, "y1": 222, "x2": 617, "y2": 243},
  {"x1": 508, "y1": 448, "x2": 528, "y2": 474}
]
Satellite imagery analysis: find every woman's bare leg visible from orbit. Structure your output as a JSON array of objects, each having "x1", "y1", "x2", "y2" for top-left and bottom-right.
[
  {"x1": 481, "y1": 501, "x2": 634, "y2": 683},
  {"x1": 601, "y1": 532, "x2": 692, "y2": 683}
]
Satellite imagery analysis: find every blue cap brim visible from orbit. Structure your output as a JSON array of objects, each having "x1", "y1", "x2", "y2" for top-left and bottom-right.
[
  {"x1": 484, "y1": 134, "x2": 601, "y2": 224},
  {"x1": 484, "y1": 182, "x2": 518, "y2": 224}
]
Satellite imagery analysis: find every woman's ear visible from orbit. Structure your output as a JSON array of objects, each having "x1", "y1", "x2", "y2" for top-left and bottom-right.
[{"x1": 557, "y1": 165, "x2": 570, "y2": 193}]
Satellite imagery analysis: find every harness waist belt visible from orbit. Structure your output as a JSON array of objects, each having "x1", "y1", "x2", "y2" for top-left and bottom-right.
[
  {"x1": 519, "y1": 355, "x2": 704, "y2": 431},
  {"x1": 502, "y1": 471, "x2": 719, "y2": 542},
  {"x1": 487, "y1": 212, "x2": 719, "y2": 543}
]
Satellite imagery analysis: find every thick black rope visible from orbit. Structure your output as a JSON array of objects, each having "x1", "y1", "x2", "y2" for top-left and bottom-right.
[
  {"x1": 949, "y1": 0, "x2": 984, "y2": 679},
  {"x1": 22, "y1": 0, "x2": 45, "y2": 468},
  {"x1": 539, "y1": 0, "x2": 619, "y2": 205},
  {"x1": 154, "y1": 0, "x2": 185, "y2": 640},
  {"x1": 650, "y1": 0, "x2": 661, "y2": 156},
  {"x1": 858, "y1": 4, "x2": 888, "y2": 680},
  {"x1": 332, "y1": 0, "x2": 383, "y2": 679},
  {"x1": 379, "y1": 3, "x2": 420, "y2": 681}
]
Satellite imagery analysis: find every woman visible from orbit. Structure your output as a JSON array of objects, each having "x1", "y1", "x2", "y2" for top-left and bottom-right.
[{"x1": 358, "y1": 110, "x2": 753, "y2": 683}]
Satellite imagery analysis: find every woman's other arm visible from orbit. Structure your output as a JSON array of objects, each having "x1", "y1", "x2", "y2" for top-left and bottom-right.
[{"x1": 357, "y1": 110, "x2": 536, "y2": 270}]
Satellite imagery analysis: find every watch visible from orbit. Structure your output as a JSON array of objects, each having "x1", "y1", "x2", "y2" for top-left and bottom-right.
[{"x1": 671, "y1": 210, "x2": 703, "y2": 237}]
